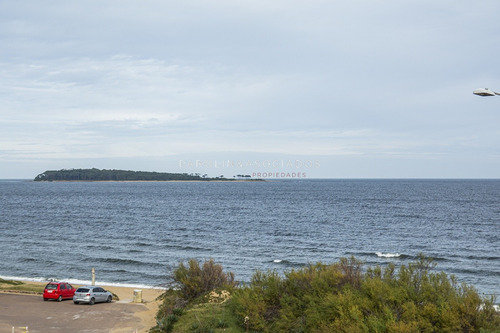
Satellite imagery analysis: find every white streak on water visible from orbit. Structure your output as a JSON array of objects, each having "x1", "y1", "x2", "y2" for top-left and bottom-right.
[{"x1": 376, "y1": 252, "x2": 401, "y2": 258}]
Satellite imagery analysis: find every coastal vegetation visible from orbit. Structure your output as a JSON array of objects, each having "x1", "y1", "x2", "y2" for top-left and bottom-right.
[
  {"x1": 151, "y1": 256, "x2": 500, "y2": 333},
  {"x1": 0, "y1": 278, "x2": 45, "y2": 294},
  {"x1": 34, "y1": 168, "x2": 233, "y2": 182}
]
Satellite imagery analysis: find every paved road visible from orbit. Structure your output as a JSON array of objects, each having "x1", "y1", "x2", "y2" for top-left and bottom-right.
[{"x1": 0, "y1": 293, "x2": 146, "y2": 333}]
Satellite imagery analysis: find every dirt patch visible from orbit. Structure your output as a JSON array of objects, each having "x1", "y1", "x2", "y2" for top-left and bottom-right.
[{"x1": 1, "y1": 287, "x2": 163, "y2": 333}]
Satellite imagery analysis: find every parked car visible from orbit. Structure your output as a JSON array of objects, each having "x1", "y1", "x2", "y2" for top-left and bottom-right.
[
  {"x1": 43, "y1": 282, "x2": 76, "y2": 301},
  {"x1": 73, "y1": 286, "x2": 113, "y2": 305}
]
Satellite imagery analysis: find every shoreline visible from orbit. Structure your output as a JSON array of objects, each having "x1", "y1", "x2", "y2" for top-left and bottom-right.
[{"x1": 0, "y1": 275, "x2": 165, "y2": 290}]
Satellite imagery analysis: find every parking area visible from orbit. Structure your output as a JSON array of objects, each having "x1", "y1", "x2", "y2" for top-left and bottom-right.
[{"x1": 0, "y1": 293, "x2": 148, "y2": 333}]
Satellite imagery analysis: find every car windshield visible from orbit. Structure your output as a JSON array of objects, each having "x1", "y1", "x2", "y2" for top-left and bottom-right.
[
  {"x1": 45, "y1": 284, "x2": 58, "y2": 290},
  {"x1": 76, "y1": 288, "x2": 90, "y2": 293}
]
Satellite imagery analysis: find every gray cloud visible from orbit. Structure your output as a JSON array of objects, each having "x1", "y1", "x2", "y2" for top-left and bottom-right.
[{"x1": 1, "y1": 0, "x2": 500, "y2": 178}]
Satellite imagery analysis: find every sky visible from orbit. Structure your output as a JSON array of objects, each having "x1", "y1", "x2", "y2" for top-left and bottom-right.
[{"x1": 1, "y1": 0, "x2": 500, "y2": 179}]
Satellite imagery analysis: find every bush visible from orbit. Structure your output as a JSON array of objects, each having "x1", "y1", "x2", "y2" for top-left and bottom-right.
[
  {"x1": 173, "y1": 258, "x2": 236, "y2": 301},
  {"x1": 228, "y1": 256, "x2": 500, "y2": 333},
  {"x1": 152, "y1": 256, "x2": 500, "y2": 332},
  {"x1": 151, "y1": 259, "x2": 238, "y2": 333}
]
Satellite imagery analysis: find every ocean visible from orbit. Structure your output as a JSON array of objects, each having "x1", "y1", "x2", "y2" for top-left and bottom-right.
[{"x1": 0, "y1": 179, "x2": 498, "y2": 299}]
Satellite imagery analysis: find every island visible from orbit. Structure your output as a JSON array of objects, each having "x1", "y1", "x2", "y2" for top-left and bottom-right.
[{"x1": 34, "y1": 168, "x2": 238, "y2": 182}]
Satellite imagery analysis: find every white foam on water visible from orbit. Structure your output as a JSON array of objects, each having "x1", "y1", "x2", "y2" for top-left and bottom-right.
[{"x1": 376, "y1": 252, "x2": 401, "y2": 258}]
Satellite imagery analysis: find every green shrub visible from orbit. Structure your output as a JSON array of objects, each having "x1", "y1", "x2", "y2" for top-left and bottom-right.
[
  {"x1": 173, "y1": 258, "x2": 236, "y2": 301},
  {"x1": 172, "y1": 308, "x2": 184, "y2": 316},
  {"x1": 152, "y1": 256, "x2": 500, "y2": 333},
  {"x1": 151, "y1": 259, "x2": 238, "y2": 333},
  {"x1": 152, "y1": 314, "x2": 178, "y2": 333},
  {"x1": 228, "y1": 255, "x2": 500, "y2": 333}
]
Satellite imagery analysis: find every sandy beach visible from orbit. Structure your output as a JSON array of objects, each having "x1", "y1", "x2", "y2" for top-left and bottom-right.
[
  {"x1": 106, "y1": 284, "x2": 164, "y2": 332},
  {"x1": 0, "y1": 281, "x2": 164, "y2": 333}
]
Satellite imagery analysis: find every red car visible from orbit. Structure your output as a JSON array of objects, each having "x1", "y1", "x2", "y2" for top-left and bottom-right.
[{"x1": 43, "y1": 282, "x2": 76, "y2": 302}]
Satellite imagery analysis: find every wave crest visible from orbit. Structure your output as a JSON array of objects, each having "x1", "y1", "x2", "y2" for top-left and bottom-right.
[{"x1": 376, "y1": 252, "x2": 401, "y2": 258}]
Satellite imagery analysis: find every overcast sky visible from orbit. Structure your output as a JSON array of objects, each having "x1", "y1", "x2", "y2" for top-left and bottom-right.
[{"x1": 1, "y1": 0, "x2": 499, "y2": 179}]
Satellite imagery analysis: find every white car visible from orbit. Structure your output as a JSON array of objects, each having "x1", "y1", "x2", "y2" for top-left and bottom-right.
[{"x1": 73, "y1": 286, "x2": 113, "y2": 305}]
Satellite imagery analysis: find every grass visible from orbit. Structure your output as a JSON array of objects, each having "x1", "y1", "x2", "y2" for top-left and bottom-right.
[
  {"x1": 170, "y1": 302, "x2": 244, "y2": 333},
  {"x1": 0, "y1": 278, "x2": 45, "y2": 294},
  {"x1": 151, "y1": 287, "x2": 245, "y2": 333}
]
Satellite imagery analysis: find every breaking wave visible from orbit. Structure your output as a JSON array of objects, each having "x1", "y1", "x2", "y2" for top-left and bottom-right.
[{"x1": 376, "y1": 252, "x2": 402, "y2": 258}]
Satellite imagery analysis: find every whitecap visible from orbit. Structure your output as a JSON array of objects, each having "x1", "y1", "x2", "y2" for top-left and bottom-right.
[
  {"x1": 376, "y1": 252, "x2": 401, "y2": 258},
  {"x1": 273, "y1": 259, "x2": 282, "y2": 263}
]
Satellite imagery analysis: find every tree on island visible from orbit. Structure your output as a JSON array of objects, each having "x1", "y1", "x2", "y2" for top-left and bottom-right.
[{"x1": 33, "y1": 168, "x2": 232, "y2": 181}]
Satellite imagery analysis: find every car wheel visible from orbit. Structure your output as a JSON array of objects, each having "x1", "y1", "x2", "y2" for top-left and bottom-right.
[
  {"x1": 43, "y1": 298, "x2": 48, "y2": 301},
  {"x1": 57, "y1": 295, "x2": 63, "y2": 302},
  {"x1": 89, "y1": 297, "x2": 95, "y2": 305},
  {"x1": 73, "y1": 301, "x2": 79, "y2": 304},
  {"x1": 107, "y1": 295, "x2": 112, "y2": 303}
]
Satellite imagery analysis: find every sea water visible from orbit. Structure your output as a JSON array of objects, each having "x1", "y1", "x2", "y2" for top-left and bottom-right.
[{"x1": 0, "y1": 179, "x2": 498, "y2": 298}]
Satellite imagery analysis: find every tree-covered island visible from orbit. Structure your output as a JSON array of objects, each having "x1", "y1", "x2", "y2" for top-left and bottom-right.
[{"x1": 34, "y1": 168, "x2": 240, "y2": 181}]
